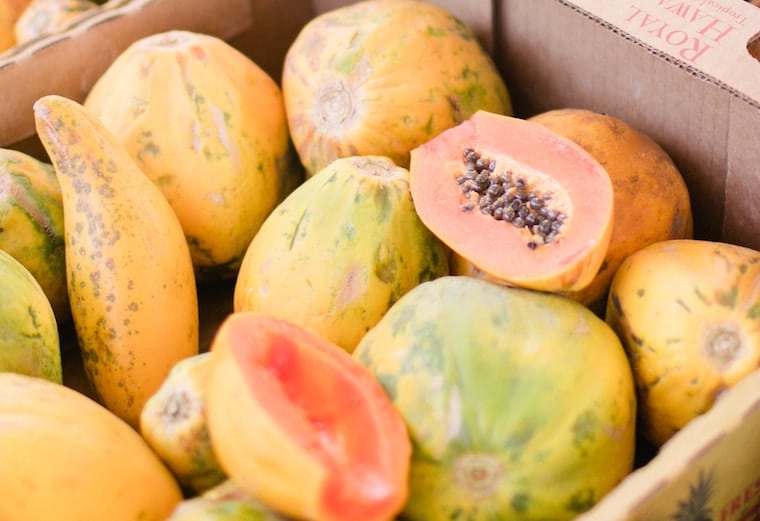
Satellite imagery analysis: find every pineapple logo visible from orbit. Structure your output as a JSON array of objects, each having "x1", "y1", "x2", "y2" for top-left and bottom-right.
[{"x1": 671, "y1": 469, "x2": 715, "y2": 521}]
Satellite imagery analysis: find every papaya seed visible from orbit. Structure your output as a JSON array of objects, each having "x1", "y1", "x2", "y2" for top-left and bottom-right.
[{"x1": 459, "y1": 147, "x2": 566, "y2": 248}]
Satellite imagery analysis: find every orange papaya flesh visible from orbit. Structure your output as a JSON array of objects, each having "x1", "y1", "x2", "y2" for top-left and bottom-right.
[
  {"x1": 410, "y1": 110, "x2": 614, "y2": 292},
  {"x1": 206, "y1": 312, "x2": 410, "y2": 521}
]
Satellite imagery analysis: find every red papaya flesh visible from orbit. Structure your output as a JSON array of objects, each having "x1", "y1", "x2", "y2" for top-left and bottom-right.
[
  {"x1": 410, "y1": 110, "x2": 614, "y2": 292},
  {"x1": 206, "y1": 312, "x2": 411, "y2": 521}
]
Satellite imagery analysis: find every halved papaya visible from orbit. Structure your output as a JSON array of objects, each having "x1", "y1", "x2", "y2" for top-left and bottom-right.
[
  {"x1": 409, "y1": 110, "x2": 614, "y2": 292},
  {"x1": 205, "y1": 312, "x2": 411, "y2": 521}
]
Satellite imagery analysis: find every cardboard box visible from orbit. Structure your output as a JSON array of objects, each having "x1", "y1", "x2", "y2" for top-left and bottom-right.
[
  {"x1": 29, "y1": 0, "x2": 760, "y2": 519},
  {"x1": 0, "y1": 0, "x2": 253, "y2": 154}
]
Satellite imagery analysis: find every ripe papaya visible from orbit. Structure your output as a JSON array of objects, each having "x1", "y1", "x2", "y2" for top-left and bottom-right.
[
  {"x1": 84, "y1": 30, "x2": 302, "y2": 280},
  {"x1": 606, "y1": 239, "x2": 760, "y2": 447},
  {"x1": 0, "y1": 147, "x2": 68, "y2": 324},
  {"x1": 528, "y1": 108, "x2": 693, "y2": 313},
  {"x1": 205, "y1": 312, "x2": 411, "y2": 521},
  {"x1": 140, "y1": 352, "x2": 226, "y2": 494},
  {"x1": 0, "y1": 248, "x2": 61, "y2": 383},
  {"x1": 234, "y1": 155, "x2": 449, "y2": 353},
  {"x1": 0, "y1": 372, "x2": 182, "y2": 520},
  {"x1": 354, "y1": 275, "x2": 637, "y2": 521},
  {"x1": 282, "y1": 0, "x2": 512, "y2": 176},
  {"x1": 34, "y1": 94, "x2": 199, "y2": 428},
  {"x1": 410, "y1": 110, "x2": 614, "y2": 293}
]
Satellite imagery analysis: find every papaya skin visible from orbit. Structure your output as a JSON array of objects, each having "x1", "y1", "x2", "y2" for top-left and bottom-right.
[
  {"x1": 0, "y1": 0, "x2": 32, "y2": 51},
  {"x1": 0, "y1": 147, "x2": 69, "y2": 324},
  {"x1": 0, "y1": 372, "x2": 182, "y2": 521},
  {"x1": 14, "y1": 0, "x2": 98, "y2": 44},
  {"x1": 606, "y1": 239, "x2": 760, "y2": 447},
  {"x1": 206, "y1": 312, "x2": 411, "y2": 521},
  {"x1": 454, "y1": 109, "x2": 693, "y2": 311},
  {"x1": 33, "y1": 94, "x2": 200, "y2": 428},
  {"x1": 0, "y1": 248, "x2": 61, "y2": 383},
  {"x1": 84, "y1": 30, "x2": 302, "y2": 281},
  {"x1": 282, "y1": 0, "x2": 512, "y2": 176},
  {"x1": 529, "y1": 108, "x2": 693, "y2": 312},
  {"x1": 140, "y1": 351, "x2": 227, "y2": 494}
]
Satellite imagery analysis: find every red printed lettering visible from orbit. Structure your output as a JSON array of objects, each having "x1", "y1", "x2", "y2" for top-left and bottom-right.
[{"x1": 698, "y1": 17, "x2": 735, "y2": 43}]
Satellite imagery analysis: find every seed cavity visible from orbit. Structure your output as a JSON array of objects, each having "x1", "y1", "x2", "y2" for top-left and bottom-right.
[{"x1": 457, "y1": 148, "x2": 566, "y2": 248}]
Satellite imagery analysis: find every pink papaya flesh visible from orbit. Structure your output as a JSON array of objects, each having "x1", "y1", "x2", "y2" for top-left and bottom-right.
[
  {"x1": 206, "y1": 312, "x2": 410, "y2": 521},
  {"x1": 409, "y1": 110, "x2": 614, "y2": 292}
]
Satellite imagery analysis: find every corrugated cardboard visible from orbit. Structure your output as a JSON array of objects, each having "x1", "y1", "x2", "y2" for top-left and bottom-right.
[
  {"x1": 0, "y1": 0, "x2": 252, "y2": 151},
  {"x1": 496, "y1": 0, "x2": 760, "y2": 249},
  {"x1": 36, "y1": 0, "x2": 760, "y2": 518}
]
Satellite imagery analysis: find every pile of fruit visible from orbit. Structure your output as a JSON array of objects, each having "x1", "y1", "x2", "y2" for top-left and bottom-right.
[{"x1": 1, "y1": 1, "x2": 758, "y2": 520}]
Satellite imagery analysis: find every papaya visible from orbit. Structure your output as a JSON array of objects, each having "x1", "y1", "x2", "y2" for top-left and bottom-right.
[
  {"x1": 354, "y1": 275, "x2": 637, "y2": 521},
  {"x1": 14, "y1": 0, "x2": 98, "y2": 43},
  {"x1": 0, "y1": 147, "x2": 69, "y2": 323},
  {"x1": 606, "y1": 239, "x2": 760, "y2": 447},
  {"x1": 233, "y1": 155, "x2": 449, "y2": 353},
  {"x1": 282, "y1": 0, "x2": 512, "y2": 176},
  {"x1": 0, "y1": 372, "x2": 182, "y2": 520},
  {"x1": 205, "y1": 312, "x2": 411, "y2": 521},
  {"x1": 140, "y1": 351, "x2": 226, "y2": 494},
  {"x1": 0, "y1": 248, "x2": 61, "y2": 383},
  {"x1": 167, "y1": 479, "x2": 289, "y2": 521},
  {"x1": 0, "y1": 0, "x2": 32, "y2": 51},
  {"x1": 527, "y1": 108, "x2": 693, "y2": 312},
  {"x1": 33, "y1": 94, "x2": 199, "y2": 428},
  {"x1": 84, "y1": 30, "x2": 302, "y2": 280},
  {"x1": 409, "y1": 110, "x2": 615, "y2": 293}
]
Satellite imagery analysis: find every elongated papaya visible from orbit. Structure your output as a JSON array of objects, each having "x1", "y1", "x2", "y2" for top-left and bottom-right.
[
  {"x1": 33, "y1": 94, "x2": 199, "y2": 428},
  {"x1": 0, "y1": 372, "x2": 182, "y2": 521}
]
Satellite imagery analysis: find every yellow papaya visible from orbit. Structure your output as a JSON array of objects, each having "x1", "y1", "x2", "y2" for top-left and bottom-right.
[
  {"x1": 0, "y1": 372, "x2": 182, "y2": 520},
  {"x1": 84, "y1": 30, "x2": 302, "y2": 280},
  {"x1": 140, "y1": 352, "x2": 226, "y2": 494},
  {"x1": 34, "y1": 94, "x2": 199, "y2": 428}
]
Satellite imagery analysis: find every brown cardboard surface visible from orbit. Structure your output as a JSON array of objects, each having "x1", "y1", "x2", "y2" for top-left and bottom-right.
[
  {"x1": 0, "y1": 0, "x2": 252, "y2": 148},
  {"x1": 496, "y1": 0, "x2": 760, "y2": 248}
]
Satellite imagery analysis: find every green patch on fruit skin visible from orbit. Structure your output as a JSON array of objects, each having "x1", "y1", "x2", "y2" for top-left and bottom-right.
[
  {"x1": 565, "y1": 488, "x2": 596, "y2": 514},
  {"x1": 715, "y1": 286, "x2": 737, "y2": 308},
  {"x1": 572, "y1": 409, "x2": 599, "y2": 456}
]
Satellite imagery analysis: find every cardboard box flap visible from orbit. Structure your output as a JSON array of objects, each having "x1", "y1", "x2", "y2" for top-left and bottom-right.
[
  {"x1": 576, "y1": 368, "x2": 760, "y2": 521},
  {"x1": 568, "y1": 0, "x2": 760, "y2": 101},
  {"x1": 0, "y1": 0, "x2": 253, "y2": 148},
  {"x1": 496, "y1": 0, "x2": 760, "y2": 249}
]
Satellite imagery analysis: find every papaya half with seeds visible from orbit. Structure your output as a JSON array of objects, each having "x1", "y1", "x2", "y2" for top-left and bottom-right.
[
  {"x1": 528, "y1": 108, "x2": 693, "y2": 313},
  {"x1": 205, "y1": 312, "x2": 411, "y2": 521},
  {"x1": 410, "y1": 110, "x2": 614, "y2": 293},
  {"x1": 606, "y1": 239, "x2": 760, "y2": 447},
  {"x1": 282, "y1": 0, "x2": 512, "y2": 176}
]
